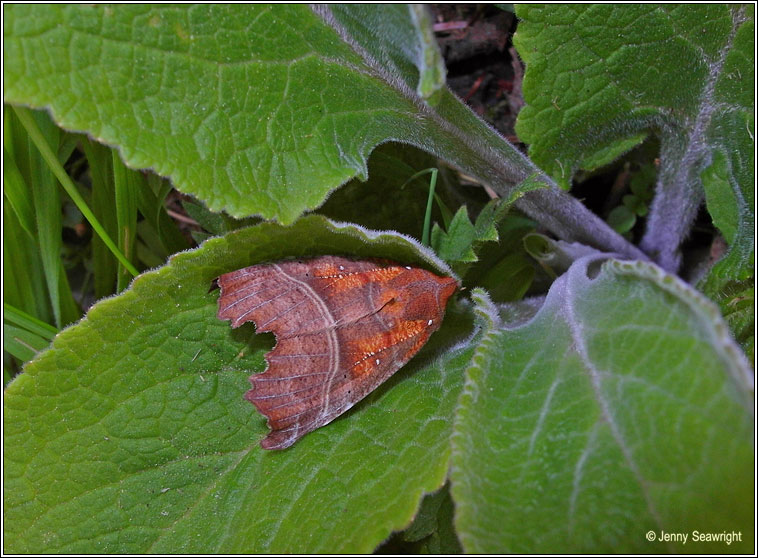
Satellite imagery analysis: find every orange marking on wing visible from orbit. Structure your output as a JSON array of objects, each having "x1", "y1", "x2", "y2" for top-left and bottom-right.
[
  {"x1": 314, "y1": 265, "x2": 407, "y2": 292},
  {"x1": 349, "y1": 319, "x2": 429, "y2": 376}
]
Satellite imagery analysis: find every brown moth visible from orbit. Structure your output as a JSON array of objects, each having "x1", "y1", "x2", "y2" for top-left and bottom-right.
[{"x1": 216, "y1": 255, "x2": 457, "y2": 449}]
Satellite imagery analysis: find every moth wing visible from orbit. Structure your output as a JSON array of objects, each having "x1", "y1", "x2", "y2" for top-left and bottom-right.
[
  {"x1": 216, "y1": 257, "x2": 392, "y2": 337},
  {"x1": 249, "y1": 309, "x2": 441, "y2": 450},
  {"x1": 216, "y1": 256, "x2": 456, "y2": 450}
]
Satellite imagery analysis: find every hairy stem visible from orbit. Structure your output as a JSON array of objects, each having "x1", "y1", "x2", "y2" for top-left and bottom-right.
[
  {"x1": 639, "y1": 6, "x2": 747, "y2": 273},
  {"x1": 317, "y1": 4, "x2": 649, "y2": 264}
]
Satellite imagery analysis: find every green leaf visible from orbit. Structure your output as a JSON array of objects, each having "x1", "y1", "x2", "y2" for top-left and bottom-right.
[
  {"x1": 709, "y1": 278, "x2": 754, "y2": 364},
  {"x1": 3, "y1": 215, "x2": 475, "y2": 554},
  {"x1": 472, "y1": 199, "x2": 501, "y2": 242},
  {"x1": 523, "y1": 235, "x2": 604, "y2": 281},
  {"x1": 696, "y1": 110, "x2": 754, "y2": 345},
  {"x1": 134, "y1": 175, "x2": 189, "y2": 262},
  {"x1": 13, "y1": 106, "x2": 139, "y2": 280},
  {"x1": 402, "y1": 487, "x2": 449, "y2": 543},
  {"x1": 2, "y1": 7, "x2": 535, "y2": 219},
  {"x1": 2, "y1": 202, "x2": 50, "y2": 325},
  {"x1": 451, "y1": 260, "x2": 753, "y2": 553},
  {"x1": 327, "y1": 4, "x2": 447, "y2": 102},
  {"x1": 7, "y1": 108, "x2": 81, "y2": 329},
  {"x1": 629, "y1": 163, "x2": 655, "y2": 201},
  {"x1": 475, "y1": 252, "x2": 535, "y2": 302},
  {"x1": 696, "y1": 7, "x2": 755, "y2": 298},
  {"x1": 431, "y1": 200, "x2": 508, "y2": 266},
  {"x1": 607, "y1": 205, "x2": 636, "y2": 234},
  {"x1": 515, "y1": 5, "x2": 751, "y2": 184},
  {"x1": 432, "y1": 207, "x2": 478, "y2": 263},
  {"x1": 82, "y1": 138, "x2": 119, "y2": 299},
  {"x1": 5, "y1": 4, "x2": 649, "y2": 263},
  {"x1": 621, "y1": 194, "x2": 647, "y2": 217},
  {"x1": 181, "y1": 199, "x2": 229, "y2": 237},
  {"x1": 699, "y1": 116, "x2": 755, "y2": 294},
  {"x1": 420, "y1": 485, "x2": 461, "y2": 554},
  {"x1": 462, "y1": 214, "x2": 538, "y2": 304},
  {"x1": 23, "y1": 109, "x2": 65, "y2": 327},
  {"x1": 514, "y1": 5, "x2": 754, "y2": 272},
  {"x1": 181, "y1": 199, "x2": 261, "y2": 239}
]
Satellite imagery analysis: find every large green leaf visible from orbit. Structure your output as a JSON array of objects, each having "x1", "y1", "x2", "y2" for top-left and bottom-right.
[
  {"x1": 451, "y1": 262, "x2": 753, "y2": 553},
  {"x1": 2, "y1": 5, "x2": 506, "y2": 222},
  {"x1": 514, "y1": 5, "x2": 754, "y2": 275},
  {"x1": 4, "y1": 4, "x2": 645, "y2": 261},
  {"x1": 3, "y1": 216, "x2": 476, "y2": 553}
]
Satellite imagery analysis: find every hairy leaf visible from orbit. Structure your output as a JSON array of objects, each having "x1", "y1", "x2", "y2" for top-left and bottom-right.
[
  {"x1": 515, "y1": 5, "x2": 754, "y2": 273},
  {"x1": 452, "y1": 263, "x2": 753, "y2": 553},
  {"x1": 3, "y1": 216, "x2": 475, "y2": 553}
]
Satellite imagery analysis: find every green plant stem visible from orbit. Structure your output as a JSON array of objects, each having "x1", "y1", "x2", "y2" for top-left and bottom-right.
[
  {"x1": 422, "y1": 169, "x2": 438, "y2": 247},
  {"x1": 400, "y1": 167, "x2": 438, "y2": 247}
]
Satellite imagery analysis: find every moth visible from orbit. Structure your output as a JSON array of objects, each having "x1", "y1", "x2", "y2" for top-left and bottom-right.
[{"x1": 216, "y1": 255, "x2": 457, "y2": 449}]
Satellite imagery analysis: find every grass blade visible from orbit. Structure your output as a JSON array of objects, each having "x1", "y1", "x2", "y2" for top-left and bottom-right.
[
  {"x1": 3, "y1": 148, "x2": 36, "y2": 237},
  {"x1": 4, "y1": 303, "x2": 58, "y2": 340},
  {"x1": 112, "y1": 151, "x2": 139, "y2": 291},
  {"x1": 12, "y1": 106, "x2": 139, "y2": 278}
]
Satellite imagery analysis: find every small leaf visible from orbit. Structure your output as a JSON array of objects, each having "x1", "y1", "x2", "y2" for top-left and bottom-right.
[
  {"x1": 476, "y1": 252, "x2": 535, "y2": 302},
  {"x1": 621, "y1": 194, "x2": 647, "y2": 217},
  {"x1": 112, "y1": 151, "x2": 139, "y2": 292},
  {"x1": 134, "y1": 174, "x2": 189, "y2": 261},
  {"x1": 83, "y1": 138, "x2": 119, "y2": 298},
  {"x1": 607, "y1": 205, "x2": 636, "y2": 234},
  {"x1": 3, "y1": 303, "x2": 58, "y2": 340},
  {"x1": 432, "y1": 201, "x2": 510, "y2": 266},
  {"x1": 629, "y1": 164, "x2": 655, "y2": 201},
  {"x1": 710, "y1": 278, "x2": 754, "y2": 364},
  {"x1": 432, "y1": 207, "x2": 478, "y2": 263},
  {"x1": 392, "y1": 484, "x2": 462, "y2": 554},
  {"x1": 3, "y1": 203, "x2": 51, "y2": 326},
  {"x1": 473, "y1": 199, "x2": 502, "y2": 242}
]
